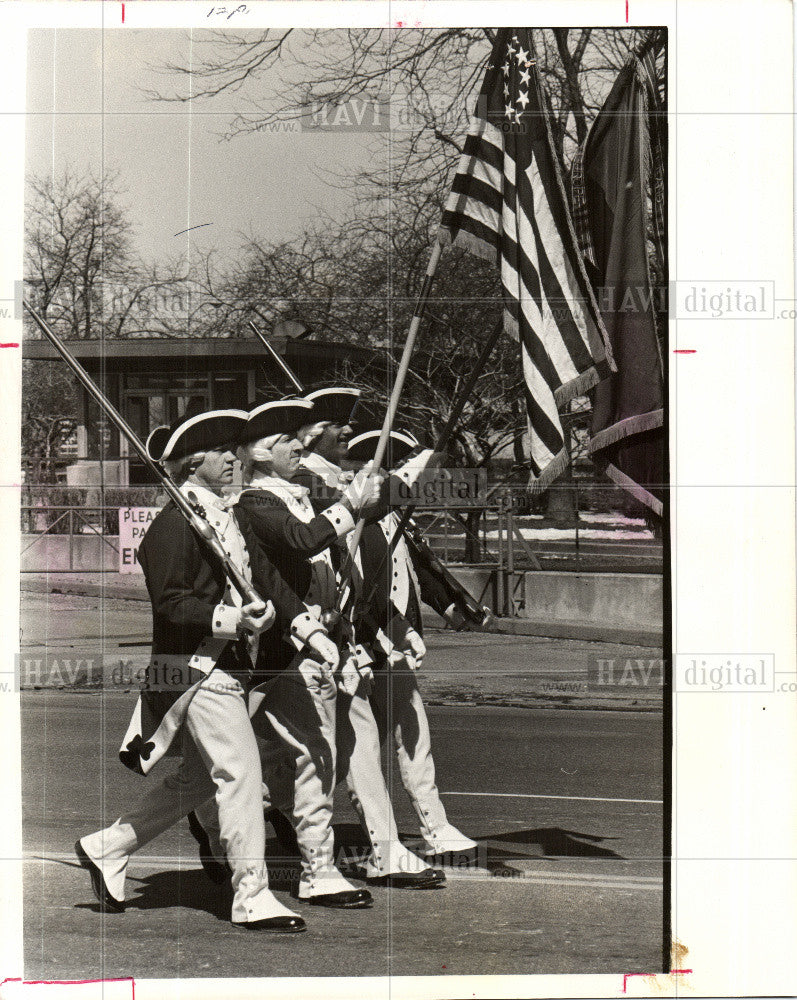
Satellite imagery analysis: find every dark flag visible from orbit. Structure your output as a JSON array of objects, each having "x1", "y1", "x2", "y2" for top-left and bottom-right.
[
  {"x1": 571, "y1": 49, "x2": 666, "y2": 516},
  {"x1": 438, "y1": 28, "x2": 615, "y2": 492}
]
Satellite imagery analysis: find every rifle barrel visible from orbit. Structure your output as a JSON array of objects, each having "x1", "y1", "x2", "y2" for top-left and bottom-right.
[
  {"x1": 23, "y1": 300, "x2": 258, "y2": 604},
  {"x1": 247, "y1": 319, "x2": 305, "y2": 395}
]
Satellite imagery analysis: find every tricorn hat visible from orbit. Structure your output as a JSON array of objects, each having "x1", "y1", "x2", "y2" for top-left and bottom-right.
[
  {"x1": 145, "y1": 425, "x2": 172, "y2": 464},
  {"x1": 304, "y1": 387, "x2": 361, "y2": 426},
  {"x1": 159, "y1": 409, "x2": 248, "y2": 463},
  {"x1": 346, "y1": 429, "x2": 420, "y2": 466},
  {"x1": 240, "y1": 398, "x2": 315, "y2": 445}
]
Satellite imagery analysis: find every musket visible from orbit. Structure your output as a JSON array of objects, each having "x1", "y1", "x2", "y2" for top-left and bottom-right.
[
  {"x1": 250, "y1": 310, "x2": 499, "y2": 627},
  {"x1": 247, "y1": 318, "x2": 306, "y2": 395},
  {"x1": 245, "y1": 312, "x2": 369, "y2": 687},
  {"x1": 400, "y1": 517, "x2": 490, "y2": 627},
  {"x1": 23, "y1": 300, "x2": 260, "y2": 606}
]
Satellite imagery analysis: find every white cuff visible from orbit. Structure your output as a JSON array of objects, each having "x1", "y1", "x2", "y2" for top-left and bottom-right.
[
  {"x1": 375, "y1": 627, "x2": 396, "y2": 658},
  {"x1": 395, "y1": 448, "x2": 434, "y2": 488},
  {"x1": 212, "y1": 603, "x2": 241, "y2": 639},
  {"x1": 289, "y1": 611, "x2": 326, "y2": 646},
  {"x1": 376, "y1": 615, "x2": 412, "y2": 656},
  {"x1": 320, "y1": 503, "x2": 355, "y2": 537}
]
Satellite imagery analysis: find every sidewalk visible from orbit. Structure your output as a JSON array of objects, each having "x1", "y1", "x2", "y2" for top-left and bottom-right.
[
  {"x1": 20, "y1": 571, "x2": 662, "y2": 648},
  {"x1": 20, "y1": 578, "x2": 664, "y2": 711},
  {"x1": 20, "y1": 573, "x2": 662, "y2": 649}
]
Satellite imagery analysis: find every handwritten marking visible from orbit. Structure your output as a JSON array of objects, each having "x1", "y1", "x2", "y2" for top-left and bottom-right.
[
  {"x1": 0, "y1": 343, "x2": 20, "y2": 348},
  {"x1": 674, "y1": 349, "x2": 697, "y2": 354},
  {"x1": 173, "y1": 223, "x2": 213, "y2": 237},
  {"x1": 625, "y1": 0, "x2": 629, "y2": 22},
  {"x1": 207, "y1": 4, "x2": 248, "y2": 19},
  {"x1": 121, "y1": 2, "x2": 125, "y2": 22}
]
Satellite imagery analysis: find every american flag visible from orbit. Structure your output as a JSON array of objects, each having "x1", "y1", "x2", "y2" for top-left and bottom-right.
[{"x1": 438, "y1": 28, "x2": 615, "y2": 490}]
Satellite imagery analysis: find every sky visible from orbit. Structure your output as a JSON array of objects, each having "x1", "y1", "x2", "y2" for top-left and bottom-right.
[{"x1": 25, "y1": 28, "x2": 379, "y2": 265}]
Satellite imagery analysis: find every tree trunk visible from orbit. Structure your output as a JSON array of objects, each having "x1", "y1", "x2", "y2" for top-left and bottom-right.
[
  {"x1": 545, "y1": 440, "x2": 578, "y2": 525},
  {"x1": 464, "y1": 509, "x2": 482, "y2": 562}
]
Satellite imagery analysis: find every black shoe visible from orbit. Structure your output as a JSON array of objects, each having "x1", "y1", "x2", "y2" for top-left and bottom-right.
[
  {"x1": 75, "y1": 839, "x2": 125, "y2": 913},
  {"x1": 304, "y1": 888, "x2": 373, "y2": 909},
  {"x1": 424, "y1": 847, "x2": 479, "y2": 868},
  {"x1": 366, "y1": 868, "x2": 446, "y2": 889},
  {"x1": 264, "y1": 807, "x2": 300, "y2": 857},
  {"x1": 232, "y1": 915, "x2": 306, "y2": 933},
  {"x1": 186, "y1": 811, "x2": 232, "y2": 884}
]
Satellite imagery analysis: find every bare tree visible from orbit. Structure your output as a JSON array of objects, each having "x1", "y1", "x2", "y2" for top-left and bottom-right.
[
  {"x1": 24, "y1": 170, "x2": 193, "y2": 340},
  {"x1": 21, "y1": 360, "x2": 79, "y2": 483},
  {"x1": 149, "y1": 28, "x2": 662, "y2": 182},
  {"x1": 147, "y1": 28, "x2": 666, "y2": 524},
  {"x1": 25, "y1": 170, "x2": 134, "y2": 338}
]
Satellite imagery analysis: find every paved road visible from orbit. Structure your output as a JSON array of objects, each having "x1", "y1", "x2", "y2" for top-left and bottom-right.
[
  {"x1": 21, "y1": 691, "x2": 664, "y2": 980},
  {"x1": 19, "y1": 592, "x2": 664, "y2": 710}
]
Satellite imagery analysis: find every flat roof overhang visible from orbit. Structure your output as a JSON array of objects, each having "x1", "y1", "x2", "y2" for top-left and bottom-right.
[{"x1": 23, "y1": 337, "x2": 376, "y2": 370}]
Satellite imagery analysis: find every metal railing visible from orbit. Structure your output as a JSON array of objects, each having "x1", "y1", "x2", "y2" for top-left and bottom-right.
[
  {"x1": 20, "y1": 488, "x2": 662, "y2": 587},
  {"x1": 20, "y1": 506, "x2": 121, "y2": 572}
]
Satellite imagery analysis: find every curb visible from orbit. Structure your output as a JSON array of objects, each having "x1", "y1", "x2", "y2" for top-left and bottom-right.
[
  {"x1": 20, "y1": 575, "x2": 663, "y2": 649},
  {"x1": 21, "y1": 576, "x2": 148, "y2": 602},
  {"x1": 422, "y1": 612, "x2": 661, "y2": 649}
]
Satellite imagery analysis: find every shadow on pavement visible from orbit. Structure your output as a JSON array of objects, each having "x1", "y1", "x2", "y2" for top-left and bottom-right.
[
  {"x1": 124, "y1": 868, "x2": 231, "y2": 919},
  {"x1": 56, "y1": 824, "x2": 625, "y2": 918},
  {"x1": 480, "y1": 827, "x2": 625, "y2": 860}
]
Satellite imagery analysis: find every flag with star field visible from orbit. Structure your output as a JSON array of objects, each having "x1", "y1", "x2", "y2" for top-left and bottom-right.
[{"x1": 438, "y1": 28, "x2": 615, "y2": 491}]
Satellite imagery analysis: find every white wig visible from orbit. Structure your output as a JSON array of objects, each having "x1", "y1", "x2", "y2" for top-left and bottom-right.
[
  {"x1": 237, "y1": 434, "x2": 283, "y2": 484},
  {"x1": 297, "y1": 420, "x2": 332, "y2": 450}
]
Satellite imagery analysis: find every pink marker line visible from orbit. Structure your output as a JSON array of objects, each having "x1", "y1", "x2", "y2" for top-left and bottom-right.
[
  {"x1": 622, "y1": 969, "x2": 693, "y2": 993},
  {"x1": 0, "y1": 977, "x2": 135, "y2": 995}
]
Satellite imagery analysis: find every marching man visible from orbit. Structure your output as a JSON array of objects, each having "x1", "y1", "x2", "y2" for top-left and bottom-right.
[
  {"x1": 192, "y1": 398, "x2": 381, "y2": 909},
  {"x1": 296, "y1": 387, "x2": 446, "y2": 888},
  {"x1": 345, "y1": 428, "x2": 484, "y2": 862},
  {"x1": 76, "y1": 408, "x2": 334, "y2": 932}
]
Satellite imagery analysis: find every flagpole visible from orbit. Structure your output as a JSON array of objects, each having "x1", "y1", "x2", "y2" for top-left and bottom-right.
[
  {"x1": 361, "y1": 316, "x2": 505, "y2": 617},
  {"x1": 333, "y1": 240, "x2": 443, "y2": 611}
]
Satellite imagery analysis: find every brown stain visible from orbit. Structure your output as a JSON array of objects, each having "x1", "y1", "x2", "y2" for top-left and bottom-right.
[
  {"x1": 671, "y1": 938, "x2": 689, "y2": 969},
  {"x1": 622, "y1": 942, "x2": 692, "y2": 995}
]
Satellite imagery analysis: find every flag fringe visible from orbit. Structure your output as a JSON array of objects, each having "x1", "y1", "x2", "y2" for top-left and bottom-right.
[
  {"x1": 527, "y1": 446, "x2": 570, "y2": 495},
  {"x1": 553, "y1": 365, "x2": 606, "y2": 408},
  {"x1": 604, "y1": 462, "x2": 664, "y2": 517},
  {"x1": 588, "y1": 408, "x2": 664, "y2": 454}
]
